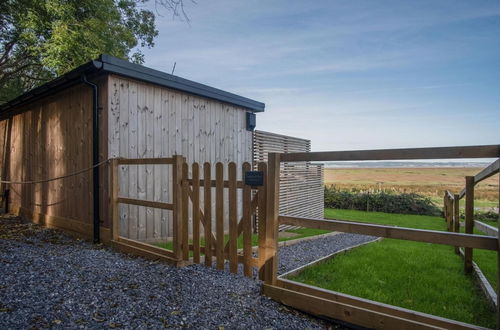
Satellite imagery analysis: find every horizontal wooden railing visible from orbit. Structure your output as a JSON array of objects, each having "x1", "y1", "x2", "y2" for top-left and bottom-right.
[
  {"x1": 280, "y1": 144, "x2": 500, "y2": 162},
  {"x1": 116, "y1": 157, "x2": 175, "y2": 165},
  {"x1": 279, "y1": 215, "x2": 498, "y2": 250},
  {"x1": 458, "y1": 159, "x2": 500, "y2": 199}
]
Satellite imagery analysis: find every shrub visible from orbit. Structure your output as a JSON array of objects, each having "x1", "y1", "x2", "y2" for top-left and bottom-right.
[
  {"x1": 459, "y1": 210, "x2": 499, "y2": 223},
  {"x1": 324, "y1": 186, "x2": 441, "y2": 216}
]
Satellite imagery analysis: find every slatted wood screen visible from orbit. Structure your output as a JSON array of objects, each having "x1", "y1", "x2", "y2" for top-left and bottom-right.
[{"x1": 253, "y1": 130, "x2": 324, "y2": 224}]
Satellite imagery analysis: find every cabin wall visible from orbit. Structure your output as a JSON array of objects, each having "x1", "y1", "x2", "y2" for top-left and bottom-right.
[
  {"x1": 0, "y1": 78, "x2": 109, "y2": 240},
  {"x1": 107, "y1": 75, "x2": 253, "y2": 241}
]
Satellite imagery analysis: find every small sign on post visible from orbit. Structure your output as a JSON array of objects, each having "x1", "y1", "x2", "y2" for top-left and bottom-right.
[{"x1": 244, "y1": 171, "x2": 264, "y2": 187}]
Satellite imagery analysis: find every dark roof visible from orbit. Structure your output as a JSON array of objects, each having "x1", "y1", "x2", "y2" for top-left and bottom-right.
[{"x1": 0, "y1": 54, "x2": 265, "y2": 117}]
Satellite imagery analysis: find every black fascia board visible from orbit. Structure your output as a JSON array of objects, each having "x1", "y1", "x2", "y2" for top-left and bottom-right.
[
  {"x1": 98, "y1": 55, "x2": 265, "y2": 112},
  {"x1": 0, "y1": 55, "x2": 265, "y2": 118},
  {"x1": 0, "y1": 60, "x2": 103, "y2": 119}
]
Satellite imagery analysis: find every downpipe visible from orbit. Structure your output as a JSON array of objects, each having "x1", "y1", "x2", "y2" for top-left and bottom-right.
[{"x1": 82, "y1": 74, "x2": 100, "y2": 243}]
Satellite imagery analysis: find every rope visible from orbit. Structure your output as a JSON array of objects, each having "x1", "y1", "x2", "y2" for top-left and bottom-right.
[{"x1": 0, "y1": 159, "x2": 110, "y2": 184}]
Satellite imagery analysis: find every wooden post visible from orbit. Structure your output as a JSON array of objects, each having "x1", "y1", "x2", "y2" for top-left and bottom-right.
[
  {"x1": 228, "y1": 162, "x2": 238, "y2": 273},
  {"x1": 192, "y1": 163, "x2": 200, "y2": 263},
  {"x1": 172, "y1": 155, "x2": 184, "y2": 261},
  {"x1": 264, "y1": 153, "x2": 281, "y2": 285},
  {"x1": 464, "y1": 176, "x2": 474, "y2": 274},
  {"x1": 110, "y1": 158, "x2": 119, "y2": 241},
  {"x1": 215, "y1": 162, "x2": 224, "y2": 270},
  {"x1": 443, "y1": 193, "x2": 447, "y2": 223},
  {"x1": 497, "y1": 170, "x2": 500, "y2": 329},
  {"x1": 453, "y1": 194, "x2": 460, "y2": 254},
  {"x1": 242, "y1": 162, "x2": 252, "y2": 277},
  {"x1": 448, "y1": 196, "x2": 455, "y2": 232},
  {"x1": 257, "y1": 162, "x2": 267, "y2": 280},
  {"x1": 203, "y1": 162, "x2": 212, "y2": 267},
  {"x1": 181, "y1": 162, "x2": 189, "y2": 261}
]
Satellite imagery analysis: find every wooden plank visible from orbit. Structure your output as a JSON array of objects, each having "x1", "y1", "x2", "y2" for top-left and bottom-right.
[
  {"x1": 117, "y1": 236, "x2": 176, "y2": 259},
  {"x1": 186, "y1": 185, "x2": 218, "y2": 246},
  {"x1": 110, "y1": 159, "x2": 119, "y2": 241},
  {"x1": 137, "y1": 83, "x2": 147, "y2": 240},
  {"x1": 280, "y1": 215, "x2": 498, "y2": 251},
  {"x1": 127, "y1": 81, "x2": 139, "y2": 239},
  {"x1": 117, "y1": 78, "x2": 129, "y2": 238},
  {"x1": 263, "y1": 285, "x2": 448, "y2": 330},
  {"x1": 181, "y1": 162, "x2": 189, "y2": 261},
  {"x1": 145, "y1": 86, "x2": 155, "y2": 241},
  {"x1": 192, "y1": 162, "x2": 201, "y2": 263},
  {"x1": 222, "y1": 191, "x2": 259, "y2": 253},
  {"x1": 117, "y1": 197, "x2": 173, "y2": 210},
  {"x1": 172, "y1": 155, "x2": 183, "y2": 260},
  {"x1": 117, "y1": 158, "x2": 174, "y2": 165},
  {"x1": 454, "y1": 194, "x2": 460, "y2": 254},
  {"x1": 258, "y1": 162, "x2": 267, "y2": 280},
  {"x1": 280, "y1": 144, "x2": 500, "y2": 162},
  {"x1": 228, "y1": 162, "x2": 238, "y2": 273},
  {"x1": 464, "y1": 176, "x2": 474, "y2": 273},
  {"x1": 112, "y1": 240, "x2": 179, "y2": 266},
  {"x1": 215, "y1": 162, "x2": 224, "y2": 270},
  {"x1": 264, "y1": 153, "x2": 280, "y2": 285},
  {"x1": 204, "y1": 162, "x2": 212, "y2": 267},
  {"x1": 242, "y1": 162, "x2": 252, "y2": 277},
  {"x1": 474, "y1": 159, "x2": 499, "y2": 184},
  {"x1": 275, "y1": 279, "x2": 482, "y2": 330},
  {"x1": 187, "y1": 179, "x2": 245, "y2": 189}
]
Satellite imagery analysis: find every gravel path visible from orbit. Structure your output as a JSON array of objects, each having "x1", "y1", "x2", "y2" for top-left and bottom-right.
[
  {"x1": 278, "y1": 233, "x2": 377, "y2": 275},
  {"x1": 0, "y1": 215, "x2": 373, "y2": 329}
]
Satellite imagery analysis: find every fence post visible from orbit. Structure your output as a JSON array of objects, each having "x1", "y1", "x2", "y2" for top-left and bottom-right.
[
  {"x1": 181, "y1": 162, "x2": 189, "y2": 261},
  {"x1": 453, "y1": 194, "x2": 460, "y2": 254},
  {"x1": 464, "y1": 176, "x2": 474, "y2": 274},
  {"x1": 172, "y1": 155, "x2": 184, "y2": 261},
  {"x1": 443, "y1": 193, "x2": 447, "y2": 223},
  {"x1": 264, "y1": 153, "x2": 280, "y2": 285},
  {"x1": 497, "y1": 172, "x2": 500, "y2": 329},
  {"x1": 110, "y1": 159, "x2": 119, "y2": 241},
  {"x1": 257, "y1": 162, "x2": 268, "y2": 280}
]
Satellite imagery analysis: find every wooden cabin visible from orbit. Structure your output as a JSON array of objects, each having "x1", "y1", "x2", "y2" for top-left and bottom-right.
[
  {"x1": 0, "y1": 55, "x2": 324, "y2": 244},
  {"x1": 0, "y1": 55, "x2": 264, "y2": 242}
]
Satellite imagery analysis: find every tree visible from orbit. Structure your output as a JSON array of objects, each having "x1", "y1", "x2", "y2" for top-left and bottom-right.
[{"x1": 0, "y1": 0, "x2": 188, "y2": 103}]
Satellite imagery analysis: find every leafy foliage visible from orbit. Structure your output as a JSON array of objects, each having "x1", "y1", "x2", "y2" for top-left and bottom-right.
[
  {"x1": 0, "y1": 0, "x2": 186, "y2": 103},
  {"x1": 324, "y1": 186, "x2": 441, "y2": 216},
  {"x1": 459, "y1": 210, "x2": 499, "y2": 223}
]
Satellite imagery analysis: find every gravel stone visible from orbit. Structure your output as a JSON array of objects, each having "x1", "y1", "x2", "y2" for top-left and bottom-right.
[
  {"x1": 278, "y1": 233, "x2": 378, "y2": 275},
  {"x1": 0, "y1": 215, "x2": 369, "y2": 329}
]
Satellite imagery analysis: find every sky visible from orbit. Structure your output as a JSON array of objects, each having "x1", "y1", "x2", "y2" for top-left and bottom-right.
[{"x1": 140, "y1": 0, "x2": 500, "y2": 152}]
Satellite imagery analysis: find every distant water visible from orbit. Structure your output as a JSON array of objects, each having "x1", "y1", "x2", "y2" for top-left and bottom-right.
[{"x1": 324, "y1": 161, "x2": 492, "y2": 168}]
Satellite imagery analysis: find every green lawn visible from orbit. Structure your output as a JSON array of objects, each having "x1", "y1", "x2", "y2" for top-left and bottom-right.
[
  {"x1": 458, "y1": 224, "x2": 498, "y2": 291},
  {"x1": 287, "y1": 209, "x2": 496, "y2": 328},
  {"x1": 155, "y1": 227, "x2": 330, "y2": 252},
  {"x1": 324, "y1": 208, "x2": 445, "y2": 230}
]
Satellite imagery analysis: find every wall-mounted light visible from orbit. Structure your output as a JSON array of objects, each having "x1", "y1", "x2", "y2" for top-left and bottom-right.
[{"x1": 246, "y1": 112, "x2": 256, "y2": 131}]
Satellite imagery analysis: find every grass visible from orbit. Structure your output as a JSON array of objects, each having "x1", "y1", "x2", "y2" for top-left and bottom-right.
[
  {"x1": 287, "y1": 209, "x2": 496, "y2": 328},
  {"x1": 324, "y1": 208, "x2": 445, "y2": 230},
  {"x1": 155, "y1": 227, "x2": 330, "y2": 252},
  {"x1": 458, "y1": 224, "x2": 498, "y2": 291}
]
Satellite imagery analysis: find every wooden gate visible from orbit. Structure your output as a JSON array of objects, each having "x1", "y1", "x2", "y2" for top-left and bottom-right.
[
  {"x1": 108, "y1": 156, "x2": 274, "y2": 277},
  {"x1": 180, "y1": 161, "x2": 269, "y2": 278}
]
